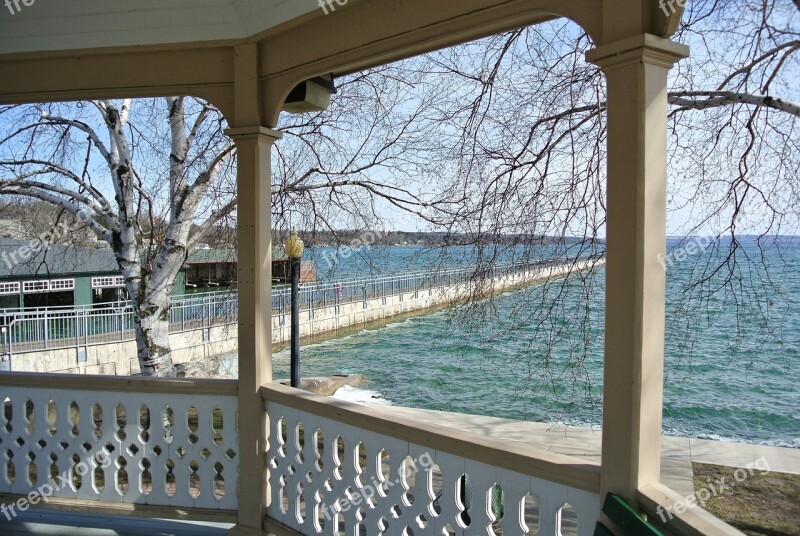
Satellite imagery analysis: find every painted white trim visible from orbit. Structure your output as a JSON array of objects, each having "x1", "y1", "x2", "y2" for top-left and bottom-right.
[
  {"x1": 0, "y1": 281, "x2": 20, "y2": 295},
  {"x1": 22, "y1": 278, "x2": 75, "y2": 293},
  {"x1": 91, "y1": 276, "x2": 125, "y2": 289}
]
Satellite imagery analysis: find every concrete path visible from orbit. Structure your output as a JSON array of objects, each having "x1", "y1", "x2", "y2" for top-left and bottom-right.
[
  {"x1": 381, "y1": 405, "x2": 800, "y2": 498},
  {"x1": 5, "y1": 510, "x2": 233, "y2": 535}
]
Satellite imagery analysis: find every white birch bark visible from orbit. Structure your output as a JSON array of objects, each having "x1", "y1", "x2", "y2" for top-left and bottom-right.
[{"x1": 0, "y1": 98, "x2": 236, "y2": 376}]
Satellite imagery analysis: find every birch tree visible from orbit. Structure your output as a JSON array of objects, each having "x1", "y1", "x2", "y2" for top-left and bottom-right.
[
  {"x1": 0, "y1": 98, "x2": 236, "y2": 376},
  {"x1": 0, "y1": 71, "x2": 447, "y2": 376}
]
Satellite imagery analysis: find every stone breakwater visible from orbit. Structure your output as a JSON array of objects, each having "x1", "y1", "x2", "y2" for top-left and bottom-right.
[{"x1": 7, "y1": 259, "x2": 603, "y2": 376}]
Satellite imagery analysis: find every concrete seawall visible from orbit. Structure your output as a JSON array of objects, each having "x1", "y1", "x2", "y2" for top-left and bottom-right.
[
  {"x1": 272, "y1": 258, "x2": 602, "y2": 344},
  {"x1": 8, "y1": 259, "x2": 603, "y2": 375}
]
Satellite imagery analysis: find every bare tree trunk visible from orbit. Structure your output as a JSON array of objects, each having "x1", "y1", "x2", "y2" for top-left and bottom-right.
[
  {"x1": 118, "y1": 254, "x2": 180, "y2": 377},
  {"x1": 0, "y1": 97, "x2": 240, "y2": 376},
  {"x1": 135, "y1": 300, "x2": 174, "y2": 377}
]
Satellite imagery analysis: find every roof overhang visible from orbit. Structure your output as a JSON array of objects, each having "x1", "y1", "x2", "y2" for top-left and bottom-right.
[
  {"x1": 0, "y1": 0, "x2": 320, "y2": 55},
  {"x1": 0, "y1": 0, "x2": 682, "y2": 127}
]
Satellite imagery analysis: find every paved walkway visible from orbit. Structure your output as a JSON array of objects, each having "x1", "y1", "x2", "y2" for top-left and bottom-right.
[
  {"x1": 383, "y1": 405, "x2": 800, "y2": 498},
  {"x1": 5, "y1": 510, "x2": 233, "y2": 535}
]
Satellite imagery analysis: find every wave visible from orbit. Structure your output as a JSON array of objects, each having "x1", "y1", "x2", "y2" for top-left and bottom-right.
[
  {"x1": 663, "y1": 428, "x2": 800, "y2": 449},
  {"x1": 332, "y1": 385, "x2": 393, "y2": 405},
  {"x1": 307, "y1": 333, "x2": 359, "y2": 348},
  {"x1": 690, "y1": 432, "x2": 800, "y2": 449},
  {"x1": 381, "y1": 318, "x2": 416, "y2": 330}
]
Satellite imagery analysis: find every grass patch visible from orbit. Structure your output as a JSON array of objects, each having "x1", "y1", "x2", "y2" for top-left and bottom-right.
[{"x1": 693, "y1": 463, "x2": 800, "y2": 536}]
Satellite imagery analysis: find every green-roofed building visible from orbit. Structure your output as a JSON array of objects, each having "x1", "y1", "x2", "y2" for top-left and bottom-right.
[
  {"x1": 185, "y1": 248, "x2": 237, "y2": 291},
  {"x1": 185, "y1": 248, "x2": 315, "y2": 290},
  {"x1": 0, "y1": 239, "x2": 186, "y2": 310}
]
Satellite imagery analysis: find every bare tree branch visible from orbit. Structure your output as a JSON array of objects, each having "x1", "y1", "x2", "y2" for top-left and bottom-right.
[{"x1": 669, "y1": 91, "x2": 800, "y2": 116}]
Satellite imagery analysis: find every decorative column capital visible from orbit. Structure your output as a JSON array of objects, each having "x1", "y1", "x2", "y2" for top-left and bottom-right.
[
  {"x1": 586, "y1": 33, "x2": 689, "y2": 71},
  {"x1": 224, "y1": 126, "x2": 283, "y2": 142}
]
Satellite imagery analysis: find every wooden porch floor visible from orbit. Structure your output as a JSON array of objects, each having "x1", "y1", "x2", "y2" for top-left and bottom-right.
[{"x1": 4, "y1": 509, "x2": 233, "y2": 535}]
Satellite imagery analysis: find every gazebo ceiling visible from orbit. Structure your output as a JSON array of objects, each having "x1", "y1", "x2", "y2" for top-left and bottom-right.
[
  {"x1": 0, "y1": 0, "x2": 319, "y2": 55},
  {"x1": 0, "y1": 0, "x2": 685, "y2": 127}
]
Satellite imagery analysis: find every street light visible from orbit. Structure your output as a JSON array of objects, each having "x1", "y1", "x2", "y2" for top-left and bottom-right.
[{"x1": 285, "y1": 232, "x2": 304, "y2": 388}]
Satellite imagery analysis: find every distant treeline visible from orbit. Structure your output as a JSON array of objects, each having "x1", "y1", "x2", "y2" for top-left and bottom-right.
[{"x1": 274, "y1": 230, "x2": 598, "y2": 248}]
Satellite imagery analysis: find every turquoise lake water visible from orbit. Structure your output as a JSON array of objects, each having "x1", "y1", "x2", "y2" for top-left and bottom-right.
[{"x1": 262, "y1": 241, "x2": 800, "y2": 448}]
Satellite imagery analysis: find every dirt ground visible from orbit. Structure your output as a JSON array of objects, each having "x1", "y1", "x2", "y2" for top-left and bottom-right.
[{"x1": 693, "y1": 463, "x2": 800, "y2": 536}]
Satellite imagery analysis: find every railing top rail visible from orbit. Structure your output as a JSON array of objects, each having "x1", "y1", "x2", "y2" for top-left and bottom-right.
[
  {"x1": 0, "y1": 257, "x2": 582, "y2": 319},
  {"x1": 638, "y1": 483, "x2": 746, "y2": 536},
  {"x1": 0, "y1": 371, "x2": 238, "y2": 396},
  {"x1": 276, "y1": 258, "x2": 561, "y2": 292},
  {"x1": 261, "y1": 381, "x2": 601, "y2": 493}
]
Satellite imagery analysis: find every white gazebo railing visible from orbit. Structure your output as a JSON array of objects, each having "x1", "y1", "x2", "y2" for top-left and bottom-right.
[
  {"x1": 0, "y1": 373, "x2": 238, "y2": 515},
  {"x1": 0, "y1": 373, "x2": 741, "y2": 535},
  {"x1": 263, "y1": 383, "x2": 601, "y2": 536}
]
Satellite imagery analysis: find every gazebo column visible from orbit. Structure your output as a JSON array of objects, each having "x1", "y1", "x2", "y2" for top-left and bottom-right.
[
  {"x1": 227, "y1": 125, "x2": 282, "y2": 534},
  {"x1": 586, "y1": 35, "x2": 688, "y2": 504}
]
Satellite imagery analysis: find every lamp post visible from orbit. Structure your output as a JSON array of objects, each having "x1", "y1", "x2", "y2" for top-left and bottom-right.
[{"x1": 284, "y1": 232, "x2": 304, "y2": 388}]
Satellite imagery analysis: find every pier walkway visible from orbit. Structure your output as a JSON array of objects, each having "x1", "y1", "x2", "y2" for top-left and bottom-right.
[
  {"x1": 382, "y1": 405, "x2": 800, "y2": 499},
  {"x1": 2, "y1": 258, "x2": 602, "y2": 374}
]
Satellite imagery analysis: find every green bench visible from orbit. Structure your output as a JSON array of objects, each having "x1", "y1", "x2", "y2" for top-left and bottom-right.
[{"x1": 595, "y1": 493, "x2": 665, "y2": 536}]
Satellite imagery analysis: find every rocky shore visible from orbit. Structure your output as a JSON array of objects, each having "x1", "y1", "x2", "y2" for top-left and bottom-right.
[{"x1": 276, "y1": 374, "x2": 365, "y2": 396}]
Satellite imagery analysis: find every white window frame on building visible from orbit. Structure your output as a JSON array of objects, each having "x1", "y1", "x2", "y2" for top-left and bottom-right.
[
  {"x1": 91, "y1": 276, "x2": 125, "y2": 289},
  {"x1": 0, "y1": 282, "x2": 20, "y2": 296},
  {"x1": 22, "y1": 279, "x2": 76, "y2": 294},
  {"x1": 50, "y1": 279, "x2": 76, "y2": 291}
]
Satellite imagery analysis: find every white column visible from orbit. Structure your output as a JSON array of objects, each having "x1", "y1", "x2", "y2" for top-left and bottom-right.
[
  {"x1": 586, "y1": 34, "x2": 688, "y2": 502},
  {"x1": 227, "y1": 126, "x2": 282, "y2": 534}
]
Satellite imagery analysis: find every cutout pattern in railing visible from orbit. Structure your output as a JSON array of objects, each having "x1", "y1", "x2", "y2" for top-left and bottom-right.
[
  {"x1": 0, "y1": 386, "x2": 238, "y2": 510},
  {"x1": 267, "y1": 402, "x2": 599, "y2": 535}
]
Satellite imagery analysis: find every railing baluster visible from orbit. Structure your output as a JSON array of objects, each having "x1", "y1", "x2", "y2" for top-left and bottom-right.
[
  {"x1": 264, "y1": 384, "x2": 601, "y2": 536},
  {"x1": 0, "y1": 377, "x2": 238, "y2": 510}
]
